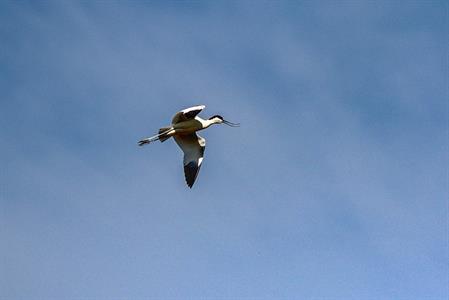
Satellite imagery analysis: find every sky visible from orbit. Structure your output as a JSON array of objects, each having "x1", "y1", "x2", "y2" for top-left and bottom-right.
[{"x1": 0, "y1": 1, "x2": 447, "y2": 299}]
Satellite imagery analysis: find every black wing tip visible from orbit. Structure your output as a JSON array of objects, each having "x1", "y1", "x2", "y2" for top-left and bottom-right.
[{"x1": 184, "y1": 161, "x2": 199, "y2": 188}]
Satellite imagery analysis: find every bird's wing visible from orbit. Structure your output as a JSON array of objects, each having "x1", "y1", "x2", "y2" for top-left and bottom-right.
[
  {"x1": 171, "y1": 105, "x2": 205, "y2": 124},
  {"x1": 174, "y1": 133, "x2": 206, "y2": 188}
]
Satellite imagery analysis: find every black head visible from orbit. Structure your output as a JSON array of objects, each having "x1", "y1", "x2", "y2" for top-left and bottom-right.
[
  {"x1": 208, "y1": 115, "x2": 223, "y2": 121},
  {"x1": 208, "y1": 114, "x2": 240, "y2": 127}
]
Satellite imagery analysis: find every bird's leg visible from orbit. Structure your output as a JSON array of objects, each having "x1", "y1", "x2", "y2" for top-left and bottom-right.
[
  {"x1": 138, "y1": 139, "x2": 153, "y2": 146},
  {"x1": 138, "y1": 128, "x2": 173, "y2": 146}
]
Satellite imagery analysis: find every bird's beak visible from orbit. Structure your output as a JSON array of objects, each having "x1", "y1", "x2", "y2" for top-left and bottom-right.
[{"x1": 223, "y1": 119, "x2": 240, "y2": 127}]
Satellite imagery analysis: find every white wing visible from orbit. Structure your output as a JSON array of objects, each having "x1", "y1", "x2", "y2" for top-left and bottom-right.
[
  {"x1": 171, "y1": 105, "x2": 205, "y2": 124},
  {"x1": 174, "y1": 133, "x2": 206, "y2": 188}
]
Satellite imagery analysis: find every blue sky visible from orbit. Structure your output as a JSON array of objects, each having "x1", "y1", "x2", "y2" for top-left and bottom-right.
[{"x1": 1, "y1": 1, "x2": 447, "y2": 299}]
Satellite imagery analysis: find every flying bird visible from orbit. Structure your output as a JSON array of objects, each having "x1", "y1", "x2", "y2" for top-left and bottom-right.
[{"x1": 138, "y1": 105, "x2": 239, "y2": 188}]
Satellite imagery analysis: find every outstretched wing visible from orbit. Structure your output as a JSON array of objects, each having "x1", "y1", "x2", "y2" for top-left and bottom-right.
[
  {"x1": 171, "y1": 105, "x2": 205, "y2": 124},
  {"x1": 174, "y1": 133, "x2": 206, "y2": 188}
]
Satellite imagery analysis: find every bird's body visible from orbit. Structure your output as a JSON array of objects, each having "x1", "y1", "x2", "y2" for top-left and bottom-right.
[
  {"x1": 172, "y1": 117, "x2": 208, "y2": 134},
  {"x1": 138, "y1": 105, "x2": 239, "y2": 188}
]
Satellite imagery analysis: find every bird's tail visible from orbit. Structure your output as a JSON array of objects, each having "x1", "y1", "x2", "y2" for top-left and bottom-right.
[
  {"x1": 158, "y1": 127, "x2": 172, "y2": 143},
  {"x1": 138, "y1": 127, "x2": 173, "y2": 146}
]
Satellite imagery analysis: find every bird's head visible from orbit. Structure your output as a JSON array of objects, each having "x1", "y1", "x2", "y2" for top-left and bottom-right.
[{"x1": 208, "y1": 115, "x2": 240, "y2": 127}]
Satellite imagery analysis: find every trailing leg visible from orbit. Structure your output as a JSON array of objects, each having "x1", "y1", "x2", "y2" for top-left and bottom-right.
[{"x1": 138, "y1": 127, "x2": 173, "y2": 146}]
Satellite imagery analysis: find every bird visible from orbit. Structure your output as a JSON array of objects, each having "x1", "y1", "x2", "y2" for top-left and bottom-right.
[{"x1": 138, "y1": 105, "x2": 239, "y2": 188}]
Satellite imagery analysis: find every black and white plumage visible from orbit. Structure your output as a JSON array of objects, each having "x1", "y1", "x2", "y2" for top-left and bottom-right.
[
  {"x1": 171, "y1": 105, "x2": 205, "y2": 124},
  {"x1": 174, "y1": 133, "x2": 205, "y2": 188},
  {"x1": 138, "y1": 105, "x2": 239, "y2": 188}
]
